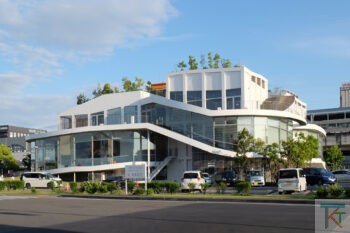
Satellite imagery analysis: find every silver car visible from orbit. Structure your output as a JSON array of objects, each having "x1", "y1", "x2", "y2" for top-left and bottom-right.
[{"x1": 332, "y1": 169, "x2": 350, "y2": 183}]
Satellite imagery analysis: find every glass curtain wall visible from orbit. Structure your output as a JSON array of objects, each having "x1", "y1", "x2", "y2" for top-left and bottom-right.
[
  {"x1": 187, "y1": 91, "x2": 202, "y2": 107},
  {"x1": 124, "y1": 106, "x2": 137, "y2": 124},
  {"x1": 91, "y1": 112, "x2": 104, "y2": 126},
  {"x1": 34, "y1": 137, "x2": 58, "y2": 171},
  {"x1": 170, "y1": 91, "x2": 183, "y2": 102},
  {"x1": 226, "y1": 88, "x2": 241, "y2": 109},
  {"x1": 107, "y1": 108, "x2": 121, "y2": 125}
]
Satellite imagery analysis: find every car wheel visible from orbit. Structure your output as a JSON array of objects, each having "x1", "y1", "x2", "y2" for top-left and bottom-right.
[
  {"x1": 25, "y1": 183, "x2": 31, "y2": 189},
  {"x1": 279, "y1": 191, "x2": 283, "y2": 195}
]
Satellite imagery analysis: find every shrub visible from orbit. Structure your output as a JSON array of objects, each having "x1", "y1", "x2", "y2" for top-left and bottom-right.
[
  {"x1": 127, "y1": 181, "x2": 136, "y2": 194},
  {"x1": 187, "y1": 182, "x2": 196, "y2": 193},
  {"x1": 0, "y1": 181, "x2": 5, "y2": 191},
  {"x1": 31, "y1": 187, "x2": 37, "y2": 194},
  {"x1": 344, "y1": 188, "x2": 350, "y2": 198},
  {"x1": 328, "y1": 184, "x2": 344, "y2": 198},
  {"x1": 214, "y1": 182, "x2": 227, "y2": 194},
  {"x1": 133, "y1": 187, "x2": 145, "y2": 195},
  {"x1": 48, "y1": 181, "x2": 55, "y2": 191},
  {"x1": 85, "y1": 182, "x2": 99, "y2": 194},
  {"x1": 98, "y1": 182, "x2": 109, "y2": 193},
  {"x1": 69, "y1": 182, "x2": 78, "y2": 193},
  {"x1": 235, "y1": 181, "x2": 252, "y2": 195},
  {"x1": 146, "y1": 188, "x2": 155, "y2": 195},
  {"x1": 79, "y1": 182, "x2": 88, "y2": 193},
  {"x1": 107, "y1": 182, "x2": 119, "y2": 194},
  {"x1": 200, "y1": 182, "x2": 210, "y2": 194},
  {"x1": 316, "y1": 186, "x2": 328, "y2": 198},
  {"x1": 148, "y1": 181, "x2": 164, "y2": 194},
  {"x1": 165, "y1": 182, "x2": 180, "y2": 194}
]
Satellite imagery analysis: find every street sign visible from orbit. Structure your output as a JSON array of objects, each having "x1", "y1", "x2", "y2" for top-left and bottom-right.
[{"x1": 125, "y1": 164, "x2": 146, "y2": 180}]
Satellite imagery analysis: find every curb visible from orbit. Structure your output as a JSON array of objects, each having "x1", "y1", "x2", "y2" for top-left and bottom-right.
[{"x1": 59, "y1": 194, "x2": 315, "y2": 205}]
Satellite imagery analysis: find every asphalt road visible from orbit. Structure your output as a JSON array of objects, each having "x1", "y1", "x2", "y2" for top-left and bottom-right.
[{"x1": 0, "y1": 196, "x2": 315, "y2": 233}]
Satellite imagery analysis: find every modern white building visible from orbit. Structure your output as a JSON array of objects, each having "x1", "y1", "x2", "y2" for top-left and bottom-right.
[{"x1": 26, "y1": 66, "x2": 325, "y2": 182}]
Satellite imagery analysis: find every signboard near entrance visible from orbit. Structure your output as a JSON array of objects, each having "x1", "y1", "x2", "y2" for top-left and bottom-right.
[{"x1": 125, "y1": 164, "x2": 146, "y2": 180}]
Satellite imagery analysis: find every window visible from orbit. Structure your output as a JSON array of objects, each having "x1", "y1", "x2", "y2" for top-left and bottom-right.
[
  {"x1": 124, "y1": 105, "x2": 137, "y2": 124},
  {"x1": 313, "y1": 114, "x2": 327, "y2": 121},
  {"x1": 107, "y1": 108, "x2": 121, "y2": 125},
  {"x1": 187, "y1": 91, "x2": 202, "y2": 107},
  {"x1": 206, "y1": 90, "x2": 222, "y2": 110},
  {"x1": 91, "y1": 112, "x2": 104, "y2": 126},
  {"x1": 257, "y1": 77, "x2": 261, "y2": 86},
  {"x1": 75, "y1": 115, "x2": 88, "y2": 127},
  {"x1": 170, "y1": 91, "x2": 183, "y2": 102},
  {"x1": 251, "y1": 76, "x2": 256, "y2": 82},
  {"x1": 60, "y1": 116, "x2": 72, "y2": 129},
  {"x1": 226, "y1": 88, "x2": 241, "y2": 109}
]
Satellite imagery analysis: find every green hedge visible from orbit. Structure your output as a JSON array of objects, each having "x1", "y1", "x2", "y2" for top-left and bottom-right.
[
  {"x1": 235, "y1": 181, "x2": 252, "y2": 195},
  {"x1": 0, "y1": 181, "x2": 25, "y2": 190}
]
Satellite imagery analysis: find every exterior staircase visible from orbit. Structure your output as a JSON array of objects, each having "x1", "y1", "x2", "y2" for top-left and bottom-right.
[{"x1": 149, "y1": 156, "x2": 175, "y2": 181}]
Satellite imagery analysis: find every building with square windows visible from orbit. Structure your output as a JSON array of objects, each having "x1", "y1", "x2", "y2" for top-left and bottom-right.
[{"x1": 27, "y1": 66, "x2": 326, "y2": 182}]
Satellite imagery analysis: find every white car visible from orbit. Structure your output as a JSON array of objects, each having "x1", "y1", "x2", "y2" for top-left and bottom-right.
[
  {"x1": 278, "y1": 168, "x2": 307, "y2": 194},
  {"x1": 180, "y1": 171, "x2": 205, "y2": 192},
  {"x1": 332, "y1": 169, "x2": 350, "y2": 183},
  {"x1": 20, "y1": 172, "x2": 62, "y2": 189}
]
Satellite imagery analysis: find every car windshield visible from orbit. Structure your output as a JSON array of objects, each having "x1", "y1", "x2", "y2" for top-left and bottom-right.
[
  {"x1": 46, "y1": 173, "x2": 55, "y2": 179},
  {"x1": 184, "y1": 173, "x2": 198, "y2": 179},
  {"x1": 202, "y1": 173, "x2": 209, "y2": 178},
  {"x1": 279, "y1": 170, "x2": 297, "y2": 179},
  {"x1": 249, "y1": 171, "x2": 262, "y2": 176}
]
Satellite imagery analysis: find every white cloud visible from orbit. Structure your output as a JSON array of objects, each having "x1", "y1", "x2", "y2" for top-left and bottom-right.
[
  {"x1": 0, "y1": 0, "x2": 177, "y2": 55},
  {"x1": 0, "y1": 0, "x2": 177, "y2": 129}
]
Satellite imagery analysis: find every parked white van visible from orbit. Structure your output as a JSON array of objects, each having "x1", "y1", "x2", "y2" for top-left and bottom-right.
[
  {"x1": 20, "y1": 172, "x2": 62, "y2": 189},
  {"x1": 278, "y1": 168, "x2": 307, "y2": 194}
]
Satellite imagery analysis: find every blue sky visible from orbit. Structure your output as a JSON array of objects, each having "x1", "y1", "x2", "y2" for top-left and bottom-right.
[{"x1": 1, "y1": 0, "x2": 350, "y2": 130}]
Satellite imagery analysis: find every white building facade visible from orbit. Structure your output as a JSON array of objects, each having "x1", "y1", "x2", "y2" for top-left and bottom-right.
[{"x1": 26, "y1": 66, "x2": 324, "y2": 182}]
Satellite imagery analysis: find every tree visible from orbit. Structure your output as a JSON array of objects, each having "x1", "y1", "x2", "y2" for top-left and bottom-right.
[
  {"x1": 221, "y1": 59, "x2": 232, "y2": 68},
  {"x1": 123, "y1": 77, "x2": 145, "y2": 92},
  {"x1": 92, "y1": 83, "x2": 103, "y2": 98},
  {"x1": 101, "y1": 83, "x2": 115, "y2": 95},
  {"x1": 177, "y1": 61, "x2": 187, "y2": 71},
  {"x1": 22, "y1": 153, "x2": 31, "y2": 171},
  {"x1": 207, "y1": 52, "x2": 213, "y2": 68},
  {"x1": 200, "y1": 54, "x2": 207, "y2": 69},
  {"x1": 324, "y1": 145, "x2": 344, "y2": 170},
  {"x1": 0, "y1": 144, "x2": 19, "y2": 174},
  {"x1": 213, "y1": 53, "x2": 221, "y2": 68},
  {"x1": 233, "y1": 128, "x2": 256, "y2": 180},
  {"x1": 280, "y1": 133, "x2": 319, "y2": 168},
  {"x1": 188, "y1": 55, "x2": 198, "y2": 70},
  {"x1": 76, "y1": 93, "x2": 90, "y2": 105},
  {"x1": 260, "y1": 143, "x2": 283, "y2": 182},
  {"x1": 145, "y1": 81, "x2": 152, "y2": 93}
]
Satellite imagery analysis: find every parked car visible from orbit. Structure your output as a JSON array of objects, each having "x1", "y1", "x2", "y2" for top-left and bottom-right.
[
  {"x1": 246, "y1": 170, "x2": 265, "y2": 187},
  {"x1": 214, "y1": 170, "x2": 237, "y2": 187},
  {"x1": 180, "y1": 171, "x2": 205, "y2": 192},
  {"x1": 20, "y1": 172, "x2": 62, "y2": 189},
  {"x1": 303, "y1": 167, "x2": 336, "y2": 186},
  {"x1": 332, "y1": 169, "x2": 350, "y2": 183},
  {"x1": 202, "y1": 172, "x2": 212, "y2": 185},
  {"x1": 103, "y1": 175, "x2": 125, "y2": 188},
  {"x1": 278, "y1": 168, "x2": 307, "y2": 194}
]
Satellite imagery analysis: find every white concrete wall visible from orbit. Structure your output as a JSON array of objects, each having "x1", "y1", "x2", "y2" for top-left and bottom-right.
[{"x1": 167, "y1": 138, "x2": 192, "y2": 182}]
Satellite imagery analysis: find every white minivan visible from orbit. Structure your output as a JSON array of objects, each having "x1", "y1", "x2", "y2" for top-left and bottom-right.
[
  {"x1": 20, "y1": 172, "x2": 62, "y2": 189},
  {"x1": 278, "y1": 168, "x2": 307, "y2": 194},
  {"x1": 180, "y1": 171, "x2": 205, "y2": 192}
]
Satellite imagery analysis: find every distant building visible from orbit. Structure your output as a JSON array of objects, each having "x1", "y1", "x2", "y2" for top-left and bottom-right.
[
  {"x1": 307, "y1": 108, "x2": 350, "y2": 168},
  {"x1": 0, "y1": 125, "x2": 46, "y2": 161},
  {"x1": 340, "y1": 83, "x2": 350, "y2": 107}
]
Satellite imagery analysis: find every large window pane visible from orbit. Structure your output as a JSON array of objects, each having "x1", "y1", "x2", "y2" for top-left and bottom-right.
[
  {"x1": 75, "y1": 114, "x2": 88, "y2": 127},
  {"x1": 124, "y1": 105, "x2": 137, "y2": 124},
  {"x1": 107, "y1": 108, "x2": 121, "y2": 125},
  {"x1": 170, "y1": 91, "x2": 183, "y2": 102},
  {"x1": 187, "y1": 91, "x2": 202, "y2": 107},
  {"x1": 91, "y1": 111, "x2": 104, "y2": 126}
]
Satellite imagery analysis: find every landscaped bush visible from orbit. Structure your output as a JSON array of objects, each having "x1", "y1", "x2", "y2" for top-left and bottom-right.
[
  {"x1": 235, "y1": 181, "x2": 252, "y2": 195},
  {"x1": 164, "y1": 181, "x2": 179, "y2": 194},
  {"x1": 200, "y1": 182, "x2": 210, "y2": 194},
  {"x1": 107, "y1": 182, "x2": 119, "y2": 194},
  {"x1": 127, "y1": 181, "x2": 136, "y2": 193},
  {"x1": 0, "y1": 181, "x2": 24, "y2": 190},
  {"x1": 133, "y1": 187, "x2": 145, "y2": 195},
  {"x1": 316, "y1": 186, "x2": 329, "y2": 198},
  {"x1": 48, "y1": 181, "x2": 55, "y2": 191},
  {"x1": 146, "y1": 188, "x2": 155, "y2": 195},
  {"x1": 214, "y1": 182, "x2": 227, "y2": 194},
  {"x1": 344, "y1": 188, "x2": 350, "y2": 198},
  {"x1": 328, "y1": 184, "x2": 344, "y2": 198},
  {"x1": 148, "y1": 181, "x2": 164, "y2": 194},
  {"x1": 187, "y1": 182, "x2": 196, "y2": 193},
  {"x1": 69, "y1": 182, "x2": 78, "y2": 193},
  {"x1": 98, "y1": 182, "x2": 109, "y2": 193}
]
